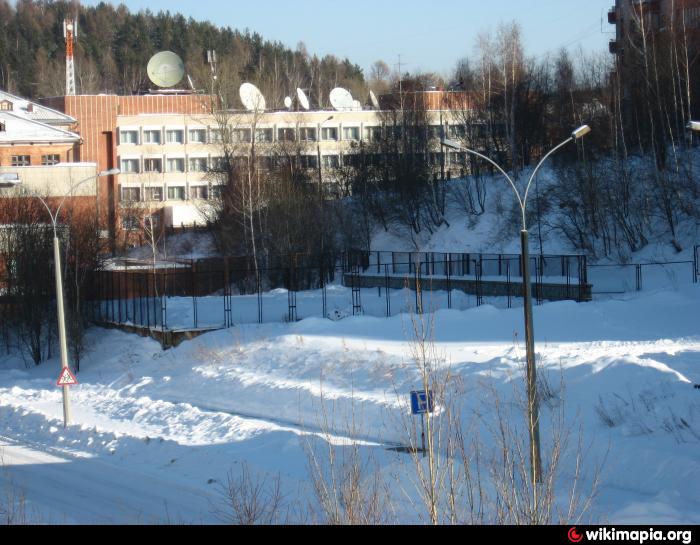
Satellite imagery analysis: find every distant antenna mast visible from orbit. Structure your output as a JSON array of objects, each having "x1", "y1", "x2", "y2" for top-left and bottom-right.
[
  {"x1": 206, "y1": 50, "x2": 219, "y2": 107},
  {"x1": 207, "y1": 50, "x2": 218, "y2": 87},
  {"x1": 63, "y1": 19, "x2": 77, "y2": 96}
]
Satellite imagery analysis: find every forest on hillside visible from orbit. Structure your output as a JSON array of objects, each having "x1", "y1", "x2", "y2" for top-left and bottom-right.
[{"x1": 0, "y1": 0, "x2": 368, "y2": 107}]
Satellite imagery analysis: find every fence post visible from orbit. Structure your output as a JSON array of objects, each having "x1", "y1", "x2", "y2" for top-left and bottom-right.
[
  {"x1": 161, "y1": 268, "x2": 167, "y2": 333},
  {"x1": 257, "y1": 269, "x2": 263, "y2": 324},
  {"x1": 636, "y1": 264, "x2": 642, "y2": 292},
  {"x1": 694, "y1": 245, "x2": 699, "y2": 284},
  {"x1": 507, "y1": 259, "x2": 512, "y2": 309},
  {"x1": 192, "y1": 262, "x2": 198, "y2": 330},
  {"x1": 446, "y1": 253, "x2": 452, "y2": 310},
  {"x1": 476, "y1": 259, "x2": 483, "y2": 307},
  {"x1": 321, "y1": 263, "x2": 327, "y2": 319},
  {"x1": 385, "y1": 264, "x2": 391, "y2": 317},
  {"x1": 224, "y1": 257, "x2": 232, "y2": 328}
]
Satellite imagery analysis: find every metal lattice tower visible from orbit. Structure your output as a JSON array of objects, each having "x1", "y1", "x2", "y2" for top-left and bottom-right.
[{"x1": 63, "y1": 19, "x2": 77, "y2": 96}]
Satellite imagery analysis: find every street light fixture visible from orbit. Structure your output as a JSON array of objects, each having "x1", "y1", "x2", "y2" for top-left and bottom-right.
[
  {"x1": 687, "y1": 121, "x2": 700, "y2": 132},
  {"x1": 1, "y1": 168, "x2": 119, "y2": 428},
  {"x1": 441, "y1": 126, "x2": 591, "y2": 493}
]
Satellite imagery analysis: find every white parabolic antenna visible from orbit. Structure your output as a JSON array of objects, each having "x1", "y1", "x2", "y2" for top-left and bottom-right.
[
  {"x1": 297, "y1": 88, "x2": 310, "y2": 110},
  {"x1": 240, "y1": 83, "x2": 267, "y2": 112},
  {"x1": 370, "y1": 90, "x2": 380, "y2": 110},
  {"x1": 147, "y1": 51, "x2": 185, "y2": 88},
  {"x1": 352, "y1": 99, "x2": 362, "y2": 111},
  {"x1": 330, "y1": 87, "x2": 354, "y2": 111},
  {"x1": 284, "y1": 96, "x2": 293, "y2": 109}
]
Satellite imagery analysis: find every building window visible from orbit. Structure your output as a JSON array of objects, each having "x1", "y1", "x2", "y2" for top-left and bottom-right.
[
  {"x1": 210, "y1": 185, "x2": 223, "y2": 200},
  {"x1": 167, "y1": 158, "x2": 185, "y2": 173},
  {"x1": 386, "y1": 126, "x2": 403, "y2": 140},
  {"x1": 167, "y1": 186, "x2": 186, "y2": 200},
  {"x1": 210, "y1": 157, "x2": 226, "y2": 171},
  {"x1": 41, "y1": 154, "x2": 60, "y2": 166},
  {"x1": 121, "y1": 216, "x2": 140, "y2": 231},
  {"x1": 120, "y1": 158, "x2": 140, "y2": 173},
  {"x1": 188, "y1": 129, "x2": 207, "y2": 143},
  {"x1": 0, "y1": 100, "x2": 13, "y2": 111},
  {"x1": 119, "y1": 130, "x2": 139, "y2": 145},
  {"x1": 429, "y1": 126, "x2": 442, "y2": 140},
  {"x1": 189, "y1": 157, "x2": 208, "y2": 172},
  {"x1": 144, "y1": 186, "x2": 163, "y2": 201},
  {"x1": 322, "y1": 155, "x2": 339, "y2": 169},
  {"x1": 143, "y1": 130, "x2": 162, "y2": 145},
  {"x1": 277, "y1": 128, "x2": 296, "y2": 142},
  {"x1": 299, "y1": 128, "x2": 317, "y2": 142},
  {"x1": 429, "y1": 152, "x2": 443, "y2": 166},
  {"x1": 255, "y1": 128, "x2": 273, "y2": 143},
  {"x1": 299, "y1": 155, "x2": 318, "y2": 169},
  {"x1": 145, "y1": 214, "x2": 160, "y2": 230},
  {"x1": 189, "y1": 185, "x2": 208, "y2": 200},
  {"x1": 321, "y1": 127, "x2": 338, "y2": 141},
  {"x1": 11, "y1": 155, "x2": 30, "y2": 167},
  {"x1": 343, "y1": 127, "x2": 360, "y2": 141},
  {"x1": 166, "y1": 129, "x2": 184, "y2": 144},
  {"x1": 232, "y1": 129, "x2": 251, "y2": 143},
  {"x1": 0, "y1": 122, "x2": 5, "y2": 132},
  {"x1": 364, "y1": 126, "x2": 382, "y2": 142},
  {"x1": 210, "y1": 128, "x2": 224, "y2": 143},
  {"x1": 143, "y1": 158, "x2": 162, "y2": 173},
  {"x1": 121, "y1": 187, "x2": 141, "y2": 202},
  {"x1": 448, "y1": 125, "x2": 466, "y2": 139},
  {"x1": 450, "y1": 152, "x2": 466, "y2": 166}
]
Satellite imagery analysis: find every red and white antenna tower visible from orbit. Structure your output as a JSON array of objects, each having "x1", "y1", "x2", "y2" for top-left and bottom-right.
[{"x1": 63, "y1": 19, "x2": 77, "y2": 96}]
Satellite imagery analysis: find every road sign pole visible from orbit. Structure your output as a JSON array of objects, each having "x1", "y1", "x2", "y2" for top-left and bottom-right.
[{"x1": 421, "y1": 413, "x2": 426, "y2": 458}]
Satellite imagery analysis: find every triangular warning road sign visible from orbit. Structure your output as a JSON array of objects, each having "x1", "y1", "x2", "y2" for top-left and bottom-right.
[{"x1": 57, "y1": 367, "x2": 78, "y2": 387}]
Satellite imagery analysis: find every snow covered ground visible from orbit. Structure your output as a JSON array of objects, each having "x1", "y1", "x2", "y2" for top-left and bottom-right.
[{"x1": 1, "y1": 281, "x2": 699, "y2": 524}]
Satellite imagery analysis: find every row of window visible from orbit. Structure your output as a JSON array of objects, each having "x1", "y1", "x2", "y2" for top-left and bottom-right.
[
  {"x1": 118, "y1": 124, "x2": 468, "y2": 146},
  {"x1": 120, "y1": 184, "x2": 216, "y2": 203},
  {"x1": 119, "y1": 151, "x2": 470, "y2": 174},
  {"x1": 3, "y1": 154, "x2": 60, "y2": 167}
]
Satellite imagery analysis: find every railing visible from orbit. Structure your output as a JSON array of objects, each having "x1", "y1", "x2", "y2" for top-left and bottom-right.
[{"x1": 84, "y1": 246, "x2": 698, "y2": 331}]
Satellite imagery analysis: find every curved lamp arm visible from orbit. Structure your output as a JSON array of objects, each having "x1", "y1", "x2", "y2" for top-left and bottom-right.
[
  {"x1": 522, "y1": 125, "x2": 591, "y2": 229},
  {"x1": 34, "y1": 168, "x2": 120, "y2": 236},
  {"x1": 441, "y1": 139, "x2": 524, "y2": 220}
]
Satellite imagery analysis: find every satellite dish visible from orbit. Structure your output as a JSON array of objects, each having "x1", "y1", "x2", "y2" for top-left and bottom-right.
[
  {"x1": 297, "y1": 88, "x2": 310, "y2": 110},
  {"x1": 147, "y1": 51, "x2": 185, "y2": 88},
  {"x1": 330, "y1": 87, "x2": 354, "y2": 111},
  {"x1": 352, "y1": 99, "x2": 362, "y2": 111},
  {"x1": 284, "y1": 96, "x2": 293, "y2": 109},
  {"x1": 370, "y1": 90, "x2": 380, "y2": 110},
  {"x1": 240, "y1": 83, "x2": 267, "y2": 112}
]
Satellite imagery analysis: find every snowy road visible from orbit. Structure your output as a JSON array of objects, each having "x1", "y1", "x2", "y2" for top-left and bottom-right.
[{"x1": 0, "y1": 435, "x2": 218, "y2": 524}]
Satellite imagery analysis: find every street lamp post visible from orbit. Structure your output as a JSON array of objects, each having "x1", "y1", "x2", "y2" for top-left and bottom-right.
[
  {"x1": 441, "y1": 126, "x2": 591, "y2": 493},
  {"x1": 317, "y1": 116, "x2": 334, "y2": 318},
  {"x1": 2, "y1": 168, "x2": 119, "y2": 428}
]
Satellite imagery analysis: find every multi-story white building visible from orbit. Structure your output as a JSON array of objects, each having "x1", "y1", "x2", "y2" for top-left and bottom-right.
[{"x1": 115, "y1": 104, "x2": 471, "y2": 231}]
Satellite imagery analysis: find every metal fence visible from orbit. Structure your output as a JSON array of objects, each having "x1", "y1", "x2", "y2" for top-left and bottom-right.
[
  {"x1": 86, "y1": 250, "x2": 591, "y2": 332},
  {"x1": 589, "y1": 246, "x2": 698, "y2": 295}
]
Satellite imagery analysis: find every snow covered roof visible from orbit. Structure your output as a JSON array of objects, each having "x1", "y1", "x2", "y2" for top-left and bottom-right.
[
  {"x1": 0, "y1": 111, "x2": 81, "y2": 144},
  {"x1": 0, "y1": 90, "x2": 76, "y2": 126}
]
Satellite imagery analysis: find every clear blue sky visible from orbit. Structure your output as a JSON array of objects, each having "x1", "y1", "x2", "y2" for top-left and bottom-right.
[{"x1": 78, "y1": 0, "x2": 615, "y2": 75}]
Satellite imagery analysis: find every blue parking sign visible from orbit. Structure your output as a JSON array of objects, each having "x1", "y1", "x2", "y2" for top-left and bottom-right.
[{"x1": 410, "y1": 390, "x2": 434, "y2": 415}]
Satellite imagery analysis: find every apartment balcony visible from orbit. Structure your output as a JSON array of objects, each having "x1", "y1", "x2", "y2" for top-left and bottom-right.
[
  {"x1": 609, "y1": 40, "x2": 621, "y2": 54},
  {"x1": 608, "y1": 8, "x2": 617, "y2": 24}
]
